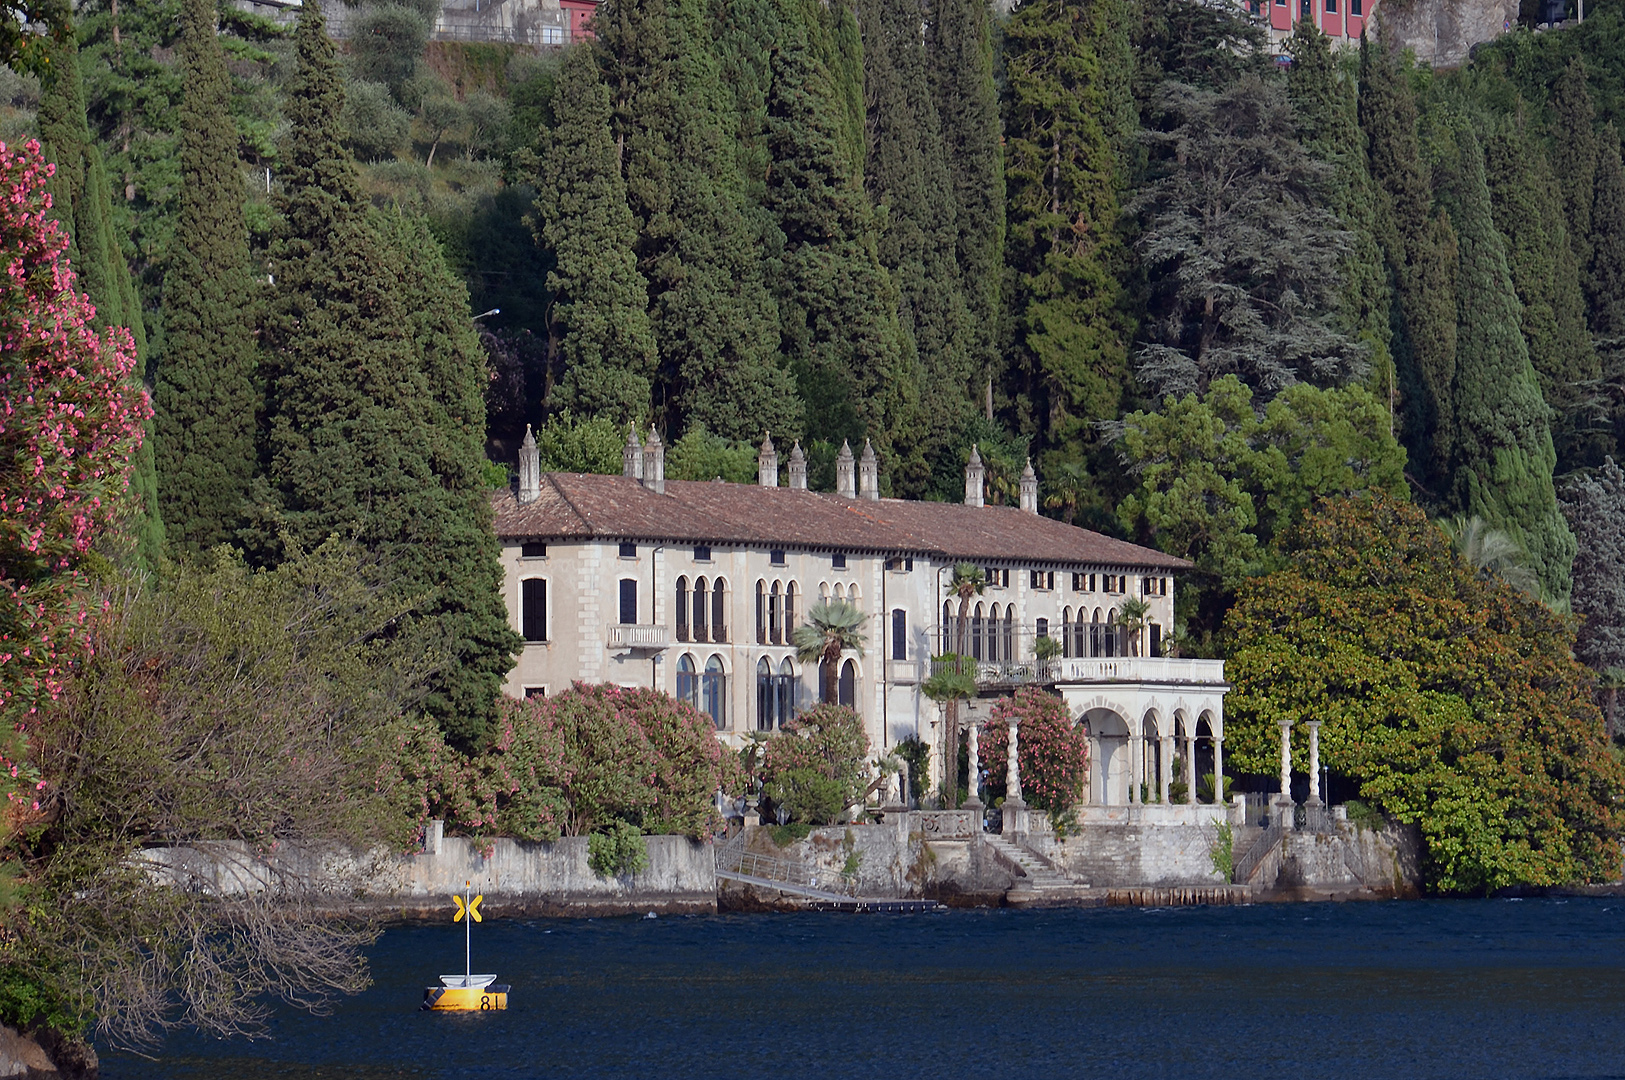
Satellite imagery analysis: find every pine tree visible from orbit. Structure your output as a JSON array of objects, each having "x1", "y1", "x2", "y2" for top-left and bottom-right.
[
  {"x1": 1484, "y1": 106, "x2": 1600, "y2": 472},
  {"x1": 925, "y1": 0, "x2": 1002, "y2": 404},
  {"x1": 260, "y1": 0, "x2": 515, "y2": 743},
  {"x1": 37, "y1": 27, "x2": 164, "y2": 568},
  {"x1": 1002, "y1": 0, "x2": 1130, "y2": 459},
  {"x1": 1360, "y1": 37, "x2": 1456, "y2": 487},
  {"x1": 764, "y1": 0, "x2": 919, "y2": 479},
  {"x1": 1135, "y1": 75, "x2": 1363, "y2": 399},
  {"x1": 153, "y1": 0, "x2": 258, "y2": 558},
  {"x1": 531, "y1": 43, "x2": 657, "y2": 423},
  {"x1": 1433, "y1": 114, "x2": 1574, "y2": 606},
  {"x1": 1551, "y1": 57, "x2": 1598, "y2": 274},
  {"x1": 1560, "y1": 458, "x2": 1625, "y2": 676},
  {"x1": 860, "y1": 0, "x2": 971, "y2": 481},
  {"x1": 596, "y1": 0, "x2": 800, "y2": 440},
  {"x1": 1286, "y1": 24, "x2": 1391, "y2": 406}
]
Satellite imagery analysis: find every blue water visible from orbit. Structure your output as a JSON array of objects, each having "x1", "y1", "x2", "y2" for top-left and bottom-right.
[{"x1": 102, "y1": 899, "x2": 1625, "y2": 1079}]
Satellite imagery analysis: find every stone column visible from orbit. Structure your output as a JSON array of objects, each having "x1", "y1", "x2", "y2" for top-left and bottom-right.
[
  {"x1": 1183, "y1": 725, "x2": 1197, "y2": 806},
  {"x1": 1159, "y1": 734, "x2": 1174, "y2": 805},
  {"x1": 1276, "y1": 718, "x2": 1294, "y2": 808},
  {"x1": 1005, "y1": 717, "x2": 1024, "y2": 807},
  {"x1": 1127, "y1": 720, "x2": 1141, "y2": 804},
  {"x1": 1306, "y1": 721, "x2": 1323, "y2": 806},
  {"x1": 963, "y1": 721, "x2": 984, "y2": 812},
  {"x1": 1212, "y1": 735, "x2": 1224, "y2": 805}
]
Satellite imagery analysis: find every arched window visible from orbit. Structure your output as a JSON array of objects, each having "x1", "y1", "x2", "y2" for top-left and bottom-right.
[
  {"x1": 703, "y1": 655, "x2": 726, "y2": 729},
  {"x1": 972, "y1": 603, "x2": 984, "y2": 661},
  {"x1": 756, "y1": 581, "x2": 767, "y2": 644},
  {"x1": 1004, "y1": 607, "x2": 1015, "y2": 662},
  {"x1": 1108, "y1": 607, "x2": 1119, "y2": 657},
  {"x1": 891, "y1": 608, "x2": 907, "y2": 660},
  {"x1": 838, "y1": 659, "x2": 856, "y2": 708},
  {"x1": 1091, "y1": 608, "x2": 1103, "y2": 657},
  {"x1": 834, "y1": 583, "x2": 845, "y2": 601},
  {"x1": 1036, "y1": 617, "x2": 1049, "y2": 641},
  {"x1": 770, "y1": 581, "x2": 783, "y2": 644},
  {"x1": 943, "y1": 601, "x2": 954, "y2": 653},
  {"x1": 712, "y1": 577, "x2": 727, "y2": 643},
  {"x1": 756, "y1": 657, "x2": 775, "y2": 731},
  {"x1": 1062, "y1": 608, "x2": 1073, "y2": 658},
  {"x1": 777, "y1": 658, "x2": 796, "y2": 725},
  {"x1": 694, "y1": 577, "x2": 709, "y2": 642},
  {"x1": 676, "y1": 577, "x2": 690, "y2": 641},
  {"x1": 784, "y1": 581, "x2": 796, "y2": 638},
  {"x1": 849, "y1": 585, "x2": 861, "y2": 607},
  {"x1": 677, "y1": 653, "x2": 699, "y2": 708},
  {"x1": 619, "y1": 578, "x2": 638, "y2": 625}
]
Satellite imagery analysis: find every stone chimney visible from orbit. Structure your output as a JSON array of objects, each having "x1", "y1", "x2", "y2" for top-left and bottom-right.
[
  {"x1": 836, "y1": 440, "x2": 856, "y2": 498},
  {"x1": 788, "y1": 441, "x2": 808, "y2": 491},
  {"x1": 758, "y1": 432, "x2": 779, "y2": 488},
  {"x1": 643, "y1": 428, "x2": 665, "y2": 494},
  {"x1": 623, "y1": 423, "x2": 643, "y2": 480},
  {"x1": 859, "y1": 439, "x2": 879, "y2": 501},
  {"x1": 518, "y1": 424, "x2": 540, "y2": 504},
  {"x1": 1019, "y1": 458, "x2": 1038, "y2": 514},
  {"x1": 964, "y1": 444, "x2": 985, "y2": 508}
]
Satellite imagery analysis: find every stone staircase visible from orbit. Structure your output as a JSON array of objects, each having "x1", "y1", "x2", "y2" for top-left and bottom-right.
[{"x1": 982, "y1": 834, "x2": 1094, "y2": 907}]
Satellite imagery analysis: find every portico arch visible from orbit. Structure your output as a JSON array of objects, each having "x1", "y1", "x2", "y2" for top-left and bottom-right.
[{"x1": 1083, "y1": 707, "x2": 1131, "y2": 806}]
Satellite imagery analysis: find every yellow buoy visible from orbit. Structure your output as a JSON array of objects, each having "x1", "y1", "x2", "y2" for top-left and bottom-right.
[{"x1": 423, "y1": 882, "x2": 509, "y2": 1011}]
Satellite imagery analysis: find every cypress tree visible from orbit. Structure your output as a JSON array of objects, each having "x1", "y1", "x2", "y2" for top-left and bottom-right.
[
  {"x1": 1433, "y1": 115, "x2": 1574, "y2": 606},
  {"x1": 1484, "y1": 106, "x2": 1600, "y2": 472},
  {"x1": 1287, "y1": 24, "x2": 1391, "y2": 406},
  {"x1": 1002, "y1": 0, "x2": 1130, "y2": 459},
  {"x1": 1589, "y1": 124, "x2": 1625, "y2": 343},
  {"x1": 925, "y1": 0, "x2": 1002, "y2": 404},
  {"x1": 37, "y1": 27, "x2": 164, "y2": 568},
  {"x1": 261, "y1": 0, "x2": 515, "y2": 743},
  {"x1": 153, "y1": 0, "x2": 258, "y2": 558},
  {"x1": 764, "y1": 0, "x2": 919, "y2": 475},
  {"x1": 596, "y1": 0, "x2": 800, "y2": 440},
  {"x1": 531, "y1": 43, "x2": 657, "y2": 423},
  {"x1": 1360, "y1": 37, "x2": 1456, "y2": 488},
  {"x1": 859, "y1": 0, "x2": 971, "y2": 475},
  {"x1": 1551, "y1": 58, "x2": 1598, "y2": 274}
]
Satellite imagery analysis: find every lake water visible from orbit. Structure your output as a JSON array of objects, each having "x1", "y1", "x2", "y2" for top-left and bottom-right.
[{"x1": 102, "y1": 899, "x2": 1625, "y2": 1079}]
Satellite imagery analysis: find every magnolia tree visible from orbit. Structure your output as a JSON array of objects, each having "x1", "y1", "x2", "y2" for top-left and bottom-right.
[
  {"x1": 404, "y1": 683, "x2": 745, "y2": 842},
  {"x1": 977, "y1": 688, "x2": 1090, "y2": 815},
  {"x1": 0, "y1": 139, "x2": 145, "y2": 805}
]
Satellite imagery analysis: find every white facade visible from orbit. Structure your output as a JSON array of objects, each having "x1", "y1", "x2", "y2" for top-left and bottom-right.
[{"x1": 492, "y1": 431, "x2": 1226, "y2": 803}]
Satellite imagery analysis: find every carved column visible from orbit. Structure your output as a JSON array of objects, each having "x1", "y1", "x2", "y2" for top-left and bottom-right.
[
  {"x1": 1276, "y1": 718, "x2": 1294, "y2": 809},
  {"x1": 963, "y1": 721, "x2": 984, "y2": 812},
  {"x1": 1005, "y1": 717, "x2": 1024, "y2": 807},
  {"x1": 1306, "y1": 721, "x2": 1323, "y2": 806},
  {"x1": 1159, "y1": 734, "x2": 1174, "y2": 804},
  {"x1": 1183, "y1": 723, "x2": 1197, "y2": 805},
  {"x1": 1212, "y1": 734, "x2": 1224, "y2": 806}
]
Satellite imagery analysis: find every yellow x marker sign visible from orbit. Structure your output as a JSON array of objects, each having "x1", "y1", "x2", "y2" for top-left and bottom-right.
[{"x1": 452, "y1": 894, "x2": 483, "y2": 923}]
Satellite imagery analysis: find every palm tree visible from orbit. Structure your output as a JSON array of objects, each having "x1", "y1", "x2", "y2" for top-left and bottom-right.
[
  {"x1": 1118, "y1": 597, "x2": 1151, "y2": 657},
  {"x1": 1043, "y1": 461, "x2": 1090, "y2": 526},
  {"x1": 949, "y1": 562, "x2": 985, "y2": 654},
  {"x1": 922, "y1": 656, "x2": 976, "y2": 808},
  {"x1": 792, "y1": 598, "x2": 867, "y2": 705},
  {"x1": 1441, "y1": 516, "x2": 1540, "y2": 596}
]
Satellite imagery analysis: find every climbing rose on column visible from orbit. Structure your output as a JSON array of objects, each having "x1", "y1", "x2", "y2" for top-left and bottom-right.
[{"x1": 0, "y1": 139, "x2": 146, "y2": 737}]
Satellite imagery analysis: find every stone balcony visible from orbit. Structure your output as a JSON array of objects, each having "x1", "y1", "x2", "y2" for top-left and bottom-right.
[
  {"x1": 605, "y1": 624, "x2": 672, "y2": 650},
  {"x1": 932, "y1": 655, "x2": 1227, "y2": 690}
]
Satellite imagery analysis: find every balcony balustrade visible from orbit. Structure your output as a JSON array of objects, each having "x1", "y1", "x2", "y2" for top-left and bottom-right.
[{"x1": 606, "y1": 624, "x2": 672, "y2": 650}]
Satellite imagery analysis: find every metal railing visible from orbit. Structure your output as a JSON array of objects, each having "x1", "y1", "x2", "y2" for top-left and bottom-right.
[
  {"x1": 713, "y1": 832, "x2": 858, "y2": 897},
  {"x1": 1232, "y1": 822, "x2": 1285, "y2": 885}
]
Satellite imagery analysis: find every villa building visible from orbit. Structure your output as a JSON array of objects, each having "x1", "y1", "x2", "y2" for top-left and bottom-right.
[{"x1": 490, "y1": 428, "x2": 1232, "y2": 808}]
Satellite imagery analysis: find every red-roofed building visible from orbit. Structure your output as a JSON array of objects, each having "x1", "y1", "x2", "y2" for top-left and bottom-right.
[{"x1": 492, "y1": 429, "x2": 1232, "y2": 812}]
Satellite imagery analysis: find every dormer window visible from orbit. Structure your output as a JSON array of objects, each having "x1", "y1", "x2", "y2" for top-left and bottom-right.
[{"x1": 521, "y1": 541, "x2": 547, "y2": 558}]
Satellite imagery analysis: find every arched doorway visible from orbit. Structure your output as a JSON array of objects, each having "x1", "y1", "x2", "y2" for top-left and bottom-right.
[
  {"x1": 1085, "y1": 708, "x2": 1131, "y2": 805},
  {"x1": 838, "y1": 660, "x2": 857, "y2": 708}
]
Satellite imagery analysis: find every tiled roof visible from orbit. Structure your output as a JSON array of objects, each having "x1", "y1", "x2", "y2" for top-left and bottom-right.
[{"x1": 492, "y1": 473, "x2": 1189, "y2": 571}]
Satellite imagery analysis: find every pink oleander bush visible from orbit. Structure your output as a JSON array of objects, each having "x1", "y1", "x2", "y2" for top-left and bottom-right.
[
  {"x1": 0, "y1": 140, "x2": 145, "y2": 814},
  {"x1": 399, "y1": 683, "x2": 746, "y2": 841},
  {"x1": 977, "y1": 688, "x2": 1090, "y2": 815}
]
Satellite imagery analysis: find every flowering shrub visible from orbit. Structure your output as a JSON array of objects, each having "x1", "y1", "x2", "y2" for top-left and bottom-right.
[
  {"x1": 759, "y1": 704, "x2": 869, "y2": 824},
  {"x1": 977, "y1": 689, "x2": 1090, "y2": 815},
  {"x1": 402, "y1": 683, "x2": 744, "y2": 841},
  {"x1": 0, "y1": 140, "x2": 145, "y2": 808}
]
